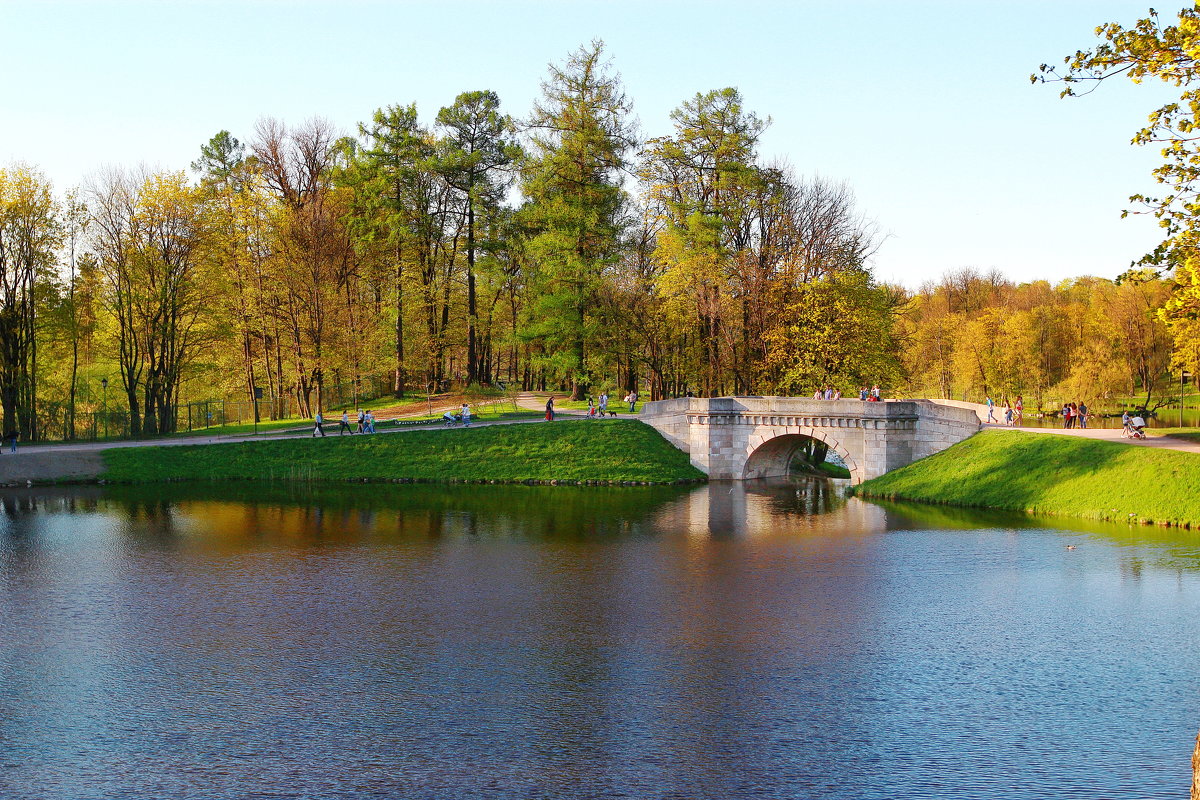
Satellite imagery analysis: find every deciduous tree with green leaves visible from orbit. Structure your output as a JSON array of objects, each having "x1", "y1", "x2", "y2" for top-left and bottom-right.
[
  {"x1": 641, "y1": 87, "x2": 767, "y2": 396},
  {"x1": 436, "y1": 90, "x2": 519, "y2": 385}
]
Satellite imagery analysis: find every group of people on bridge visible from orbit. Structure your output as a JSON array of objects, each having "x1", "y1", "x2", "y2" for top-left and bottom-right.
[{"x1": 810, "y1": 385, "x2": 883, "y2": 401}]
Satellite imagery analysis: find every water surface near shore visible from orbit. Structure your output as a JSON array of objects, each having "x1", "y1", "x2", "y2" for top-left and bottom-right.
[{"x1": 1, "y1": 481, "x2": 1197, "y2": 799}]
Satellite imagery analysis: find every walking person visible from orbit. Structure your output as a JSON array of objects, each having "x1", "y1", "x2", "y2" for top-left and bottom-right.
[
  {"x1": 339, "y1": 409, "x2": 352, "y2": 436},
  {"x1": 599, "y1": 392, "x2": 608, "y2": 415},
  {"x1": 356, "y1": 408, "x2": 366, "y2": 434},
  {"x1": 986, "y1": 395, "x2": 996, "y2": 423},
  {"x1": 627, "y1": 391, "x2": 637, "y2": 412},
  {"x1": 545, "y1": 396, "x2": 555, "y2": 421},
  {"x1": 366, "y1": 409, "x2": 376, "y2": 433},
  {"x1": 1004, "y1": 402, "x2": 1013, "y2": 426},
  {"x1": 1079, "y1": 401, "x2": 1089, "y2": 430},
  {"x1": 312, "y1": 411, "x2": 325, "y2": 438},
  {"x1": 1014, "y1": 395, "x2": 1023, "y2": 426},
  {"x1": 461, "y1": 403, "x2": 471, "y2": 428}
]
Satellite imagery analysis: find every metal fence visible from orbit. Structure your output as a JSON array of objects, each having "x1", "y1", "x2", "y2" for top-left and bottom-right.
[{"x1": 32, "y1": 370, "x2": 403, "y2": 443}]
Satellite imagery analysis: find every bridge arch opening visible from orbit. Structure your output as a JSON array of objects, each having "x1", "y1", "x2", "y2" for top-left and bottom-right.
[{"x1": 741, "y1": 431, "x2": 861, "y2": 483}]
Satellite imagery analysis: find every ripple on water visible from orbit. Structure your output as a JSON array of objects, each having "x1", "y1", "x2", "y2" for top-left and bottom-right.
[{"x1": 0, "y1": 481, "x2": 1198, "y2": 799}]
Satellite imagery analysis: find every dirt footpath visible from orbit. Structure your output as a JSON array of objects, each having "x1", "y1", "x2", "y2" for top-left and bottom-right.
[{"x1": 0, "y1": 450, "x2": 106, "y2": 484}]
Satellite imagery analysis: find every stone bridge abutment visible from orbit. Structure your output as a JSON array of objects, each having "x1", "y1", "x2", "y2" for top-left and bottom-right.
[{"x1": 640, "y1": 397, "x2": 983, "y2": 484}]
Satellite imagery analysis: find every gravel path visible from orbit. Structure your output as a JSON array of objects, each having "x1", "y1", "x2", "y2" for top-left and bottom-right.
[{"x1": 985, "y1": 421, "x2": 1200, "y2": 454}]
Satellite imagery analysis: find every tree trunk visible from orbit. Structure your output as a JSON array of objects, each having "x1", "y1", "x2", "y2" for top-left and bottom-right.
[
  {"x1": 571, "y1": 304, "x2": 587, "y2": 400},
  {"x1": 466, "y1": 202, "x2": 478, "y2": 385},
  {"x1": 68, "y1": 319, "x2": 79, "y2": 439},
  {"x1": 125, "y1": 386, "x2": 141, "y2": 438},
  {"x1": 394, "y1": 247, "x2": 406, "y2": 397},
  {"x1": 1192, "y1": 729, "x2": 1200, "y2": 800},
  {"x1": 243, "y1": 329, "x2": 258, "y2": 423}
]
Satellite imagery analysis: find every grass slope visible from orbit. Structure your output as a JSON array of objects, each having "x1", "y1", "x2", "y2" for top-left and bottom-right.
[
  {"x1": 854, "y1": 429, "x2": 1200, "y2": 527},
  {"x1": 816, "y1": 461, "x2": 852, "y2": 479},
  {"x1": 101, "y1": 420, "x2": 705, "y2": 485}
]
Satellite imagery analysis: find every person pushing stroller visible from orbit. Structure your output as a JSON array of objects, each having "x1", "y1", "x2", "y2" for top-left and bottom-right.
[{"x1": 1122, "y1": 410, "x2": 1146, "y2": 439}]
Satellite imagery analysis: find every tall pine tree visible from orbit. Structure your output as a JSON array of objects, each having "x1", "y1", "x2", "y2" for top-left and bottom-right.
[{"x1": 520, "y1": 40, "x2": 635, "y2": 399}]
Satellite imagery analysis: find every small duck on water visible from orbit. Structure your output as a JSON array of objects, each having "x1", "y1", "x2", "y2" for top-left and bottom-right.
[{"x1": 1066, "y1": 545, "x2": 1077, "y2": 551}]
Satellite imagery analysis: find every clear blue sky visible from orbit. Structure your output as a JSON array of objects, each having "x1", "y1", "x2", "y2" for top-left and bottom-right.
[{"x1": 0, "y1": 0, "x2": 1180, "y2": 287}]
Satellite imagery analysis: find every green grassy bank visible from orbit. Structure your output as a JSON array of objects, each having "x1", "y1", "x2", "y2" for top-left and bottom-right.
[
  {"x1": 101, "y1": 419, "x2": 705, "y2": 485},
  {"x1": 853, "y1": 429, "x2": 1200, "y2": 527}
]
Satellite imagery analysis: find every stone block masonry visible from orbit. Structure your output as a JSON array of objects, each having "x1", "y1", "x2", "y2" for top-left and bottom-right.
[{"x1": 640, "y1": 397, "x2": 981, "y2": 485}]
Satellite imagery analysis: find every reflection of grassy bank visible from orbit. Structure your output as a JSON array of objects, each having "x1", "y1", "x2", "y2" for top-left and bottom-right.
[
  {"x1": 853, "y1": 429, "x2": 1200, "y2": 527},
  {"x1": 868, "y1": 496, "x2": 1200, "y2": 571},
  {"x1": 102, "y1": 480, "x2": 691, "y2": 516},
  {"x1": 95, "y1": 481, "x2": 699, "y2": 543},
  {"x1": 101, "y1": 420, "x2": 705, "y2": 486}
]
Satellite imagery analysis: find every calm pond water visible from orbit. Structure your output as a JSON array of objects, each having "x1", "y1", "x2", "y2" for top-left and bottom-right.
[{"x1": 2, "y1": 480, "x2": 1199, "y2": 800}]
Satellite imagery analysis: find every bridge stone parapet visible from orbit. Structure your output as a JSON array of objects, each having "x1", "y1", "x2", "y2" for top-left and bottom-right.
[{"x1": 640, "y1": 396, "x2": 981, "y2": 484}]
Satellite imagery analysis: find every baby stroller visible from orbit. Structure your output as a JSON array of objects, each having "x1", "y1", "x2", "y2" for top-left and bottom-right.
[
  {"x1": 1122, "y1": 416, "x2": 1146, "y2": 439},
  {"x1": 442, "y1": 411, "x2": 463, "y2": 427}
]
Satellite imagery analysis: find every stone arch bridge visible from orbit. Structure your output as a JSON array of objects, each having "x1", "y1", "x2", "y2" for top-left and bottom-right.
[{"x1": 640, "y1": 397, "x2": 985, "y2": 485}]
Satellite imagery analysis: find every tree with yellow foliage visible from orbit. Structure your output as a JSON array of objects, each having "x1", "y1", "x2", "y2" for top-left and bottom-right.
[
  {"x1": 0, "y1": 164, "x2": 61, "y2": 441},
  {"x1": 1036, "y1": 5, "x2": 1200, "y2": 392}
]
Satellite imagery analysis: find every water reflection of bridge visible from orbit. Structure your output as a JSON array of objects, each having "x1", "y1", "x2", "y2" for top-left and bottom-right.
[{"x1": 641, "y1": 397, "x2": 983, "y2": 485}]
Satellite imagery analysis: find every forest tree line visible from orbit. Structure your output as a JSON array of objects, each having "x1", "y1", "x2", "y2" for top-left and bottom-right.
[{"x1": 0, "y1": 40, "x2": 1192, "y2": 441}]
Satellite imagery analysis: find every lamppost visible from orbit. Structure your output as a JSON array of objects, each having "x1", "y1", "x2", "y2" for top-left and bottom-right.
[{"x1": 101, "y1": 377, "x2": 108, "y2": 439}]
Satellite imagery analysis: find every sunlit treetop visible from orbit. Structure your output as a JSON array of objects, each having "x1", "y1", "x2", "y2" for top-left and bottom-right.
[{"x1": 1035, "y1": 6, "x2": 1200, "y2": 256}]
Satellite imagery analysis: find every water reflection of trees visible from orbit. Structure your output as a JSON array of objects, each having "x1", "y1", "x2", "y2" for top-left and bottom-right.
[{"x1": 6, "y1": 483, "x2": 1198, "y2": 576}]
